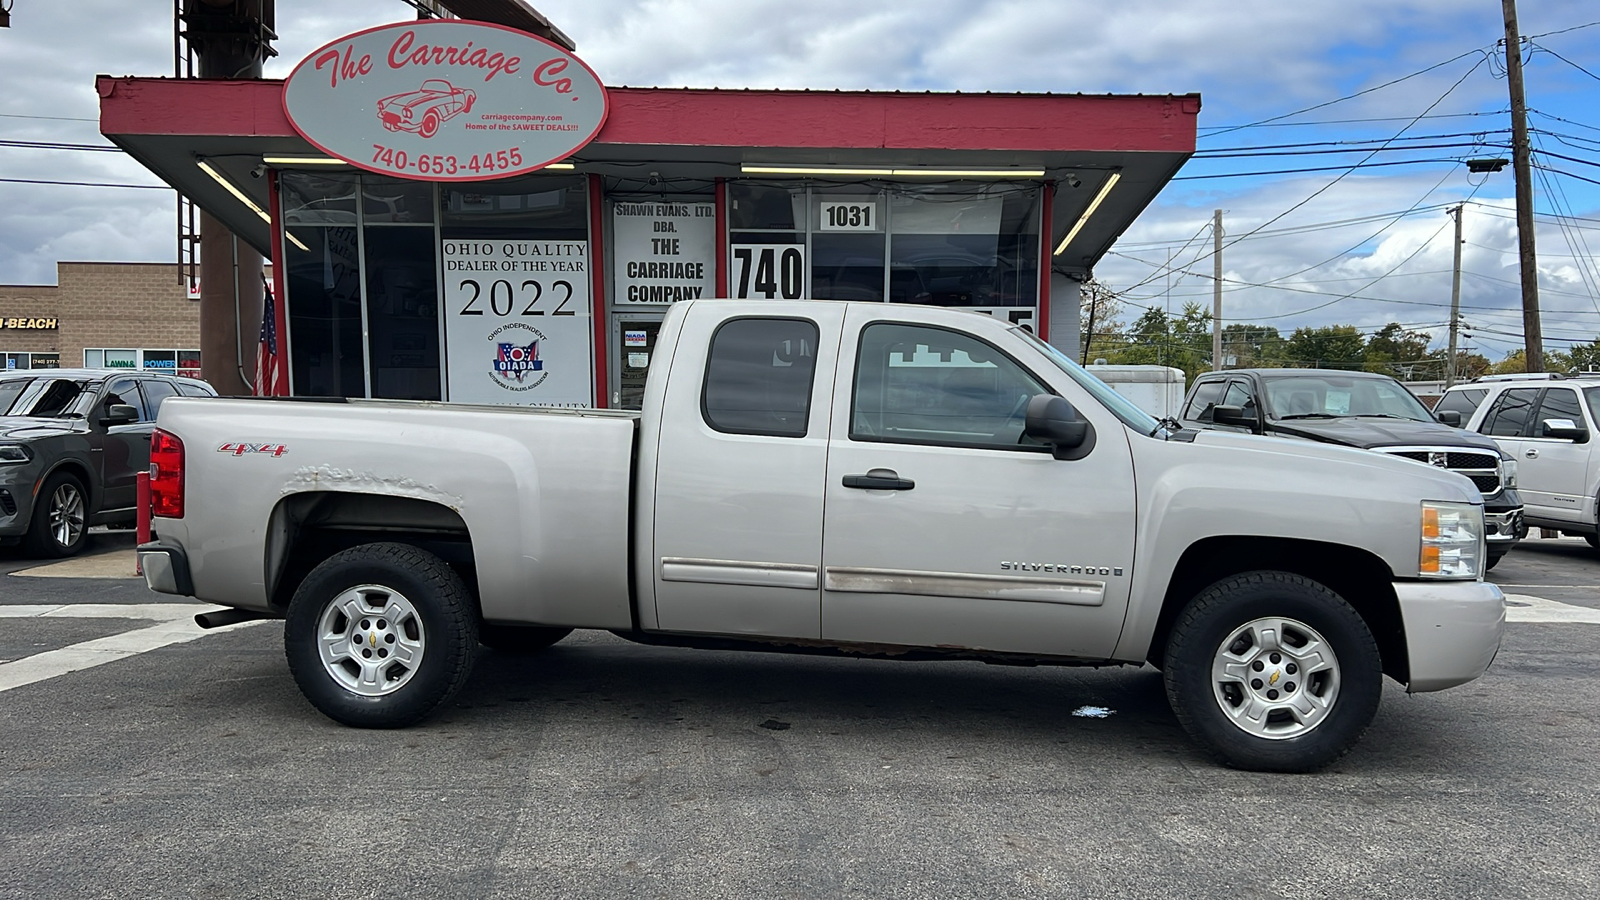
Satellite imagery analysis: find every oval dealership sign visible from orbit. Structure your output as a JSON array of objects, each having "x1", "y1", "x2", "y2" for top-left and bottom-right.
[{"x1": 283, "y1": 20, "x2": 608, "y2": 181}]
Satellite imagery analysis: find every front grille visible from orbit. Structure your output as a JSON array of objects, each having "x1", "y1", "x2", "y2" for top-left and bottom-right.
[
  {"x1": 1469, "y1": 474, "x2": 1501, "y2": 493},
  {"x1": 0, "y1": 489, "x2": 14, "y2": 516},
  {"x1": 1380, "y1": 447, "x2": 1501, "y2": 494}
]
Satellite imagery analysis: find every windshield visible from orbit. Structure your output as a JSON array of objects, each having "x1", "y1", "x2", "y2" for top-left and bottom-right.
[
  {"x1": 1, "y1": 377, "x2": 90, "y2": 418},
  {"x1": 1262, "y1": 374, "x2": 1433, "y2": 421},
  {"x1": 0, "y1": 379, "x2": 31, "y2": 416},
  {"x1": 1014, "y1": 328, "x2": 1162, "y2": 433}
]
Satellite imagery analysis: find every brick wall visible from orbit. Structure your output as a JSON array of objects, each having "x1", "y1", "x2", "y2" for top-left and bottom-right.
[{"x1": 0, "y1": 262, "x2": 203, "y2": 368}]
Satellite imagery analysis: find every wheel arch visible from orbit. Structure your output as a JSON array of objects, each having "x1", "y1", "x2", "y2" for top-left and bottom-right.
[
  {"x1": 1147, "y1": 536, "x2": 1408, "y2": 683},
  {"x1": 37, "y1": 457, "x2": 98, "y2": 512},
  {"x1": 266, "y1": 491, "x2": 477, "y2": 616}
]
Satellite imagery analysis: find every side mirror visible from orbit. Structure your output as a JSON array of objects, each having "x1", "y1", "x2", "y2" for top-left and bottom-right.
[
  {"x1": 1024, "y1": 394, "x2": 1093, "y2": 460},
  {"x1": 1436, "y1": 410, "x2": 1463, "y2": 427},
  {"x1": 1212, "y1": 404, "x2": 1259, "y2": 432},
  {"x1": 102, "y1": 404, "x2": 139, "y2": 426},
  {"x1": 1541, "y1": 418, "x2": 1588, "y2": 442}
]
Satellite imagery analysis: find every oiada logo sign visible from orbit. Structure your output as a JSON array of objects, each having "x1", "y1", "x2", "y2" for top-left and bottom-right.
[
  {"x1": 283, "y1": 20, "x2": 608, "y2": 181},
  {"x1": 488, "y1": 322, "x2": 549, "y2": 392}
]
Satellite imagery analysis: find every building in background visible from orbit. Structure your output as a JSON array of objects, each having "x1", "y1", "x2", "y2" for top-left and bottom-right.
[{"x1": 0, "y1": 262, "x2": 206, "y2": 375}]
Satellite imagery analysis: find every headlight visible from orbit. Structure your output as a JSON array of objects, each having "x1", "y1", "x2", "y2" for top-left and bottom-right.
[
  {"x1": 1420, "y1": 500, "x2": 1483, "y2": 579},
  {"x1": 1500, "y1": 457, "x2": 1518, "y2": 489},
  {"x1": 0, "y1": 444, "x2": 31, "y2": 464}
]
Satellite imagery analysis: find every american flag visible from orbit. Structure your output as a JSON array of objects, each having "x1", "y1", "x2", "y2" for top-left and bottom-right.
[{"x1": 254, "y1": 279, "x2": 285, "y2": 396}]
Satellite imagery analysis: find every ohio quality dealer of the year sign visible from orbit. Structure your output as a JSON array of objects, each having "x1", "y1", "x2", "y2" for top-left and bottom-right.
[{"x1": 283, "y1": 20, "x2": 608, "y2": 180}]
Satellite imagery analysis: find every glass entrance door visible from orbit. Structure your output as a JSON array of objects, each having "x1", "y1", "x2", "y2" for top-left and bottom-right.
[{"x1": 611, "y1": 314, "x2": 665, "y2": 410}]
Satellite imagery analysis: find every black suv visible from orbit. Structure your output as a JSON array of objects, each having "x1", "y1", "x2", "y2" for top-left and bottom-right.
[
  {"x1": 1180, "y1": 368, "x2": 1526, "y2": 568},
  {"x1": 0, "y1": 369, "x2": 216, "y2": 557}
]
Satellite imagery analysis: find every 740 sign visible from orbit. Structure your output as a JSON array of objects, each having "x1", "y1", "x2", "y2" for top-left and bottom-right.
[{"x1": 731, "y1": 244, "x2": 805, "y2": 300}]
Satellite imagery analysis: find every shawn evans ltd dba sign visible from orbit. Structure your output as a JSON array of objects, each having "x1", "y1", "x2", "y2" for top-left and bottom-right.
[{"x1": 283, "y1": 20, "x2": 608, "y2": 181}]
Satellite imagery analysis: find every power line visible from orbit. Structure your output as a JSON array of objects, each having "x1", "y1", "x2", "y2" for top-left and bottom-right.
[
  {"x1": 1199, "y1": 47, "x2": 1492, "y2": 139},
  {"x1": 1527, "y1": 20, "x2": 1600, "y2": 39},
  {"x1": 0, "y1": 113, "x2": 98, "y2": 122},
  {"x1": 0, "y1": 177, "x2": 170, "y2": 190},
  {"x1": 1172, "y1": 157, "x2": 1477, "y2": 181},
  {"x1": 1192, "y1": 141, "x2": 1511, "y2": 160},
  {"x1": 1532, "y1": 42, "x2": 1600, "y2": 83},
  {"x1": 1197, "y1": 110, "x2": 1508, "y2": 133},
  {"x1": 0, "y1": 139, "x2": 123, "y2": 153}
]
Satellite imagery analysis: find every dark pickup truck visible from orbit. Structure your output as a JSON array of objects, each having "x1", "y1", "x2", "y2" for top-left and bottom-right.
[{"x1": 1180, "y1": 368, "x2": 1525, "y2": 568}]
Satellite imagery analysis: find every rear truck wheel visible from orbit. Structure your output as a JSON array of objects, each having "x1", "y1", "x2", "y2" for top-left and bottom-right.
[
  {"x1": 479, "y1": 623, "x2": 573, "y2": 654},
  {"x1": 23, "y1": 471, "x2": 87, "y2": 558},
  {"x1": 1163, "y1": 571, "x2": 1383, "y2": 773},
  {"x1": 285, "y1": 542, "x2": 478, "y2": 728}
]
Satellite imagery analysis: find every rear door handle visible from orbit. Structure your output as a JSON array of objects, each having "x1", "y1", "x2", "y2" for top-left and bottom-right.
[{"x1": 843, "y1": 469, "x2": 915, "y2": 491}]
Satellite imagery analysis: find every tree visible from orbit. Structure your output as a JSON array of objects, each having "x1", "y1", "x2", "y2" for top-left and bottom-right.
[
  {"x1": 1283, "y1": 325, "x2": 1365, "y2": 370},
  {"x1": 1221, "y1": 323, "x2": 1284, "y2": 369},
  {"x1": 1112, "y1": 302, "x2": 1214, "y2": 380},
  {"x1": 1364, "y1": 323, "x2": 1434, "y2": 379},
  {"x1": 1566, "y1": 339, "x2": 1600, "y2": 374}
]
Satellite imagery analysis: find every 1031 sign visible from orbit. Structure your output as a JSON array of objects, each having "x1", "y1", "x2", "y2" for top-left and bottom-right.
[{"x1": 730, "y1": 244, "x2": 805, "y2": 300}]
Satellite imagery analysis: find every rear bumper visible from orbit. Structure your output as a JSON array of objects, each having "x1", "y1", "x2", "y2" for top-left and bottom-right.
[
  {"x1": 138, "y1": 540, "x2": 195, "y2": 597},
  {"x1": 1396, "y1": 579, "x2": 1505, "y2": 692}
]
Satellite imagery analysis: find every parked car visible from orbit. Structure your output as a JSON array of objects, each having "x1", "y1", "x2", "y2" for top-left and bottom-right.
[
  {"x1": 140, "y1": 301, "x2": 1504, "y2": 773},
  {"x1": 1179, "y1": 368, "x2": 1525, "y2": 568},
  {"x1": 1439, "y1": 374, "x2": 1600, "y2": 548},
  {"x1": 0, "y1": 369, "x2": 216, "y2": 557}
]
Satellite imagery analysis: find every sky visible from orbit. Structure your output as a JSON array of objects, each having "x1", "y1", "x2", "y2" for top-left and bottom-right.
[{"x1": 2, "y1": 0, "x2": 1598, "y2": 363}]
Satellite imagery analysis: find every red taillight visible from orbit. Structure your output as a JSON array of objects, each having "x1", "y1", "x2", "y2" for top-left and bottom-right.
[{"x1": 149, "y1": 428, "x2": 185, "y2": 519}]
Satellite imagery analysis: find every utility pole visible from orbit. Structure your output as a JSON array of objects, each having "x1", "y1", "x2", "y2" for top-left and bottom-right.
[
  {"x1": 1446, "y1": 204, "x2": 1464, "y2": 387},
  {"x1": 1503, "y1": 0, "x2": 1544, "y2": 372},
  {"x1": 1212, "y1": 209, "x2": 1223, "y2": 371}
]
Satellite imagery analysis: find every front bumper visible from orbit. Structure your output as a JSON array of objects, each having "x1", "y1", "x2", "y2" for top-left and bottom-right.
[
  {"x1": 0, "y1": 470, "x2": 36, "y2": 537},
  {"x1": 1396, "y1": 579, "x2": 1505, "y2": 692},
  {"x1": 138, "y1": 540, "x2": 195, "y2": 596},
  {"x1": 1484, "y1": 508, "x2": 1527, "y2": 545}
]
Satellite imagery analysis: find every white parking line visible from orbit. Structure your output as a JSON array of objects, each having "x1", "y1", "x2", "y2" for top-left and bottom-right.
[
  {"x1": 0, "y1": 604, "x2": 268, "y2": 694},
  {"x1": 1504, "y1": 594, "x2": 1600, "y2": 624}
]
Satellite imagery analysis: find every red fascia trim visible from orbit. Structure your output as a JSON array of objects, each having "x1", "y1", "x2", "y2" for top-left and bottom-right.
[
  {"x1": 588, "y1": 172, "x2": 608, "y2": 408},
  {"x1": 267, "y1": 168, "x2": 291, "y2": 396},
  {"x1": 714, "y1": 179, "x2": 728, "y2": 296},
  {"x1": 98, "y1": 77, "x2": 1198, "y2": 154},
  {"x1": 1037, "y1": 182, "x2": 1054, "y2": 343}
]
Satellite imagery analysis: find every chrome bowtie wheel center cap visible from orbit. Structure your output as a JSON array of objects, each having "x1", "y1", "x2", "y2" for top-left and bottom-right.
[
  {"x1": 316, "y1": 585, "x2": 426, "y2": 697},
  {"x1": 1210, "y1": 616, "x2": 1341, "y2": 740}
]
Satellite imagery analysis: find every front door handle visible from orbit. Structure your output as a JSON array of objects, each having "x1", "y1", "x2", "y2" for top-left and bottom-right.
[
  {"x1": 1526, "y1": 448, "x2": 1539, "y2": 459},
  {"x1": 843, "y1": 468, "x2": 915, "y2": 491}
]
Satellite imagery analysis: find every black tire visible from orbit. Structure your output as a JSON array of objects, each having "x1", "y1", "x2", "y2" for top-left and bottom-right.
[
  {"x1": 1163, "y1": 571, "x2": 1383, "y2": 773},
  {"x1": 479, "y1": 623, "x2": 573, "y2": 654},
  {"x1": 284, "y1": 542, "x2": 478, "y2": 728},
  {"x1": 23, "y1": 471, "x2": 88, "y2": 559}
]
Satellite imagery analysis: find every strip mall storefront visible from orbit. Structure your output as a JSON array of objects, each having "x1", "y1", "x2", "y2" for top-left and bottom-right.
[
  {"x1": 101, "y1": 19, "x2": 1196, "y2": 408},
  {"x1": 0, "y1": 262, "x2": 205, "y2": 375}
]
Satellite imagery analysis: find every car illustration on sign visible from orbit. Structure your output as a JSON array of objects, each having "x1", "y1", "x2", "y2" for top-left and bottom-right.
[{"x1": 377, "y1": 79, "x2": 476, "y2": 139}]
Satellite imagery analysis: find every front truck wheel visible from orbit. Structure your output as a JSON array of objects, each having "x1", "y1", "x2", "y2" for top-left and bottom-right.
[
  {"x1": 285, "y1": 542, "x2": 478, "y2": 728},
  {"x1": 1163, "y1": 571, "x2": 1383, "y2": 773}
]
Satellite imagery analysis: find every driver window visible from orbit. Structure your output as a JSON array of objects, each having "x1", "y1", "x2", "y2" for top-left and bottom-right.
[
  {"x1": 103, "y1": 378, "x2": 151, "y2": 423},
  {"x1": 851, "y1": 322, "x2": 1049, "y2": 449}
]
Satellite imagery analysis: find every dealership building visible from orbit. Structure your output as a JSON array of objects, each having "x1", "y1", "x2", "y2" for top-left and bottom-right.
[{"x1": 98, "y1": 1, "x2": 1196, "y2": 408}]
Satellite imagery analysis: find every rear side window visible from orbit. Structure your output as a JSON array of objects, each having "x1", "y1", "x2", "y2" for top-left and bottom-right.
[
  {"x1": 176, "y1": 381, "x2": 215, "y2": 398},
  {"x1": 1183, "y1": 379, "x2": 1225, "y2": 422},
  {"x1": 701, "y1": 317, "x2": 819, "y2": 437},
  {"x1": 140, "y1": 379, "x2": 180, "y2": 418},
  {"x1": 1435, "y1": 388, "x2": 1487, "y2": 421},
  {"x1": 1480, "y1": 387, "x2": 1540, "y2": 437},
  {"x1": 0, "y1": 379, "x2": 31, "y2": 415},
  {"x1": 1533, "y1": 387, "x2": 1584, "y2": 433}
]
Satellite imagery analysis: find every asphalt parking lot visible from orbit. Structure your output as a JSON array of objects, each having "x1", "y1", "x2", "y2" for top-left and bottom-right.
[{"x1": 1, "y1": 533, "x2": 1598, "y2": 899}]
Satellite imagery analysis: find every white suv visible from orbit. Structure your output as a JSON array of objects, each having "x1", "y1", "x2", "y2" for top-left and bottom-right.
[{"x1": 1438, "y1": 375, "x2": 1600, "y2": 546}]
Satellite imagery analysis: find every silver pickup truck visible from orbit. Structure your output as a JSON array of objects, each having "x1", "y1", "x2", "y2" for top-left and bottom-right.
[{"x1": 140, "y1": 300, "x2": 1503, "y2": 772}]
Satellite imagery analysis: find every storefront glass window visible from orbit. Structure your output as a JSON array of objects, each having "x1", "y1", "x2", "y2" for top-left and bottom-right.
[
  {"x1": 285, "y1": 225, "x2": 366, "y2": 397},
  {"x1": 364, "y1": 227, "x2": 441, "y2": 400},
  {"x1": 281, "y1": 172, "x2": 360, "y2": 225},
  {"x1": 103, "y1": 350, "x2": 137, "y2": 369},
  {"x1": 811, "y1": 188, "x2": 885, "y2": 302},
  {"x1": 177, "y1": 350, "x2": 201, "y2": 378},
  {"x1": 362, "y1": 176, "x2": 435, "y2": 224},
  {"x1": 441, "y1": 175, "x2": 588, "y2": 238},
  {"x1": 142, "y1": 350, "x2": 177, "y2": 371},
  {"x1": 887, "y1": 185, "x2": 1040, "y2": 313}
]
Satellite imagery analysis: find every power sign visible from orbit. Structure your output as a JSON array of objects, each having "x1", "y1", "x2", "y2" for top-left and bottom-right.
[{"x1": 283, "y1": 20, "x2": 608, "y2": 180}]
